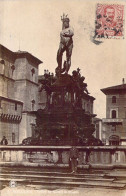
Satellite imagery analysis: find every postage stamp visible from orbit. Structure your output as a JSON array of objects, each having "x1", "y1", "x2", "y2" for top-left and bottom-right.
[{"x1": 95, "y1": 4, "x2": 124, "y2": 38}]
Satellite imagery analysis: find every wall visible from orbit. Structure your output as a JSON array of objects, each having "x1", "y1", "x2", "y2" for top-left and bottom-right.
[
  {"x1": 14, "y1": 57, "x2": 39, "y2": 111},
  {"x1": 14, "y1": 80, "x2": 27, "y2": 109},
  {"x1": 13, "y1": 58, "x2": 38, "y2": 83},
  {"x1": 0, "y1": 57, "x2": 14, "y2": 79},
  {"x1": 82, "y1": 99, "x2": 93, "y2": 114},
  {"x1": 26, "y1": 113, "x2": 36, "y2": 138},
  {"x1": 0, "y1": 47, "x2": 41, "y2": 145},
  {"x1": 0, "y1": 99, "x2": 22, "y2": 144},
  {"x1": 19, "y1": 112, "x2": 36, "y2": 144},
  {"x1": 25, "y1": 81, "x2": 38, "y2": 111},
  {"x1": 0, "y1": 76, "x2": 15, "y2": 98},
  {"x1": 0, "y1": 146, "x2": 126, "y2": 168},
  {"x1": 14, "y1": 80, "x2": 38, "y2": 111},
  {"x1": 106, "y1": 94, "x2": 126, "y2": 119},
  {"x1": 103, "y1": 93, "x2": 126, "y2": 145},
  {"x1": 0, "y1": 122, "x2": 19, "y2": 145},
  {"x1": 26, "y1": 60, "x2": 38, "y2": 83},
  {"x1": 102, "y1": 122, "x2": 126, "y2": 144},
  {"x1": 0, "y1": 57, "x2": 15, "y2": 99},
  {"x1": 19, "y1": 113, "x2": 27, "y2": 144},
  {"x1": 38, "y1": 90, "x2": 47, "y2": 109},
  {"x1": 0, "y1": 99, "x2": 22, "y2": 116},
  {"x1": 13, "y1": 58, "x2": 27, "y2": 80}
]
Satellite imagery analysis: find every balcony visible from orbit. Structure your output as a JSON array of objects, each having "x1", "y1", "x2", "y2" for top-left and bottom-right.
[{"x1": 102, "y1": 118, "x2": 123, "y2": 124}]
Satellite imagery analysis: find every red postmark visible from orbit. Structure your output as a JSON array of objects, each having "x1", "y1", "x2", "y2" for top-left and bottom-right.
[{"x1": 95, "y1": 4, "x2": 124, "y2": 38}]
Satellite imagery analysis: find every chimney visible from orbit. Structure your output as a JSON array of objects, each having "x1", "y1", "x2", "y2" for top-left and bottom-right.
[{"x1": 122, "y1": 78, "x2": 125, "y2": 84}]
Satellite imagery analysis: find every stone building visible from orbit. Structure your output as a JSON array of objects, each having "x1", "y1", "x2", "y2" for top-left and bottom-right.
[
  {"x1": 0, "y1": 44, "x2": 42, "y2": 144},
  {"x1": 0, "y1": 44, "x2": 96, "y2": 145},
  {"x1": 101, "y1": 80, "x2": 126, "y2": 145},
  {"x1": 93, "y1": 117, "x2": 102, "y2": 140}
]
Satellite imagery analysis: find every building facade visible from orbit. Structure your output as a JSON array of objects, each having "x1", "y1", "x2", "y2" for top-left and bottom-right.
[
  {"x1": 101, "y1": 82, "x2": 126, "y2": 145},
  {"x1": 0, "y1": 44, "x2": 96, "y2": 145},
  {"x1": 93, "y1": 118, "x2": 102, "y2": 141},
  {"x1": 0, "y1": 45, "x2": 42, "y2": 144}
]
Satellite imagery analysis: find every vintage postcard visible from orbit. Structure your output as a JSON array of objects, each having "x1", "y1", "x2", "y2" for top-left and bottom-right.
[{"x1": 0, "y1": 0, "x2": 126, "y2": 196}]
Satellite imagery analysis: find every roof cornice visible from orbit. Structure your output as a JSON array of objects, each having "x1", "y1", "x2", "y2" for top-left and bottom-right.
[{"x1": 0, "y1": 44, "x2": 43, "y2": 66}]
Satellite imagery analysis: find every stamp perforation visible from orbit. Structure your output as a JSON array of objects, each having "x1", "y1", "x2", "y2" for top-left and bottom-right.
[{"x1": 95, "y1": 3, "x2": 125, "y2": 39}]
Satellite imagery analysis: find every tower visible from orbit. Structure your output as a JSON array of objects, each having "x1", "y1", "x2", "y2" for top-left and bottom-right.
[
  {"x1": 0, "y1": 44, "x2": 42, "y2": 144},
  {"x1": 13, "y1": 50, "x2": 42, "y2": 142}
]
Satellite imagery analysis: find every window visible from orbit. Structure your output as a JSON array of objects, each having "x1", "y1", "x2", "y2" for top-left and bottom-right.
[
  {"x1": 109, "y1": 135, "x2": 119, "y2": 145},
  {"x1": 87, "y1": 104, "x2": 89, "y2": 111},
  {"x1": 0, "y1": 99, "x2": 1, "y2": 108},
  {"x1": 112, "y1": 110, "x2": 116, "y2": 118},
  {"x1": 11, "y1": 65, "x2": 15, "y2": 75},
  {"x1": 102, "y1": 139, "x2": 106, "y2": 145},
  {"x1": 31, "y1": 68, "x2": 35, "y2": 76},
  {"x1": 109, "y1": 141, "x2": 119, "y2": 145},
  {"x1": 31, "y1": 123, "x2": 36, "y2": 137},
  {"x1": 12, "y1": 133, "x2": 15, "y2": 143},
  {"x1": 115, "y1": 153, "x2": 119, "y2": 161},
  {"x1": 31, "y1": 68, "x2": 35, "y2": 82},
  {"x1": 0, "y1": 59, "x2": 5, "y2": 64},
  {"x1": 112, "y1": 96, "x2": 116, "y2": 103},
  {"x1": 0, "y1": 59, "x2": 5, "y2": 74},
  {"x1": 112, "y1": 125, "x2": 116, "y2": 131},
  {"x1": 31, "y1": 100, "x2": 35, "y2": 111},
  {"x1": 15, "y1": 103, "x2": 17, "y2": 111}
]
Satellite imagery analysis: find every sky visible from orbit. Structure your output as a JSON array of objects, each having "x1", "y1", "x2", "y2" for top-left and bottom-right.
[{"x1": 0, "y1": 0, "x2": 126, "y2": 118}]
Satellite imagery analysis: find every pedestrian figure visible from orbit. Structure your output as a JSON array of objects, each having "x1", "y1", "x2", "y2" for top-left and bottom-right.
[
  {"x1": 69, "y1": 146, "x2": 79, "y2": 174},
  {"x1": 1, "y1": 136, "x2": 8, "y2": 145}
]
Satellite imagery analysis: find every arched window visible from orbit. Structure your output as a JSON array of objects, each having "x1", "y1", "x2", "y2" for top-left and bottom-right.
[
  {"x1": 11, "y1": 65, "x2": 15, "y2": 75},
  {"x1": 31, "y1": 100, "x2": 35, "y2": 111},
  {"x1": 31, "y1": 68, "x2": 35, "y2": 76},
  {"x1": 112, "y1": 96, "x2": 116, "y2": 103},
  {"x1": 31, "y1": 68, "x2": 35, "y2": 82},
  {"x1": 0, "y1": 59, "x2": 5, "y2": 74},
  {"x1": 112, "y1": 110, "x2": 116, "y2": 118}
]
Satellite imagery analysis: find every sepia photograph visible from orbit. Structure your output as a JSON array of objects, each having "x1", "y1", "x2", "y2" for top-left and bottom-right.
[{"x1": 0, "y1": 0, "x2": 126, "y2": 195}]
